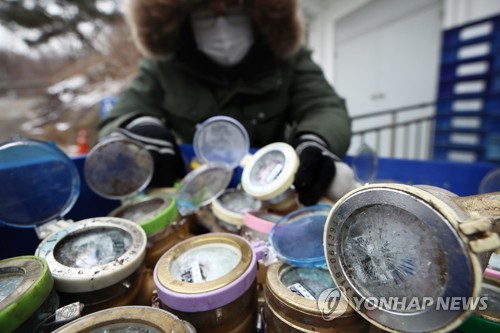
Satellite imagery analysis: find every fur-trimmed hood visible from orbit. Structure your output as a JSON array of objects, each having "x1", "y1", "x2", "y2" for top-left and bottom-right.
[{"x1": 124, "y1": 0, "x2": 305, "y2": 60}]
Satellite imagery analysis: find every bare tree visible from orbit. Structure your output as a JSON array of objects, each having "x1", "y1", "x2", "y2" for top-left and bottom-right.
[{"x1": 0, "y1": 0, "x2": 121, "y2": 53}]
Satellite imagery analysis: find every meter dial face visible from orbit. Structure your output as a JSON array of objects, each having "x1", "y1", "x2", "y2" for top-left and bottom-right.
[
  {"x1": 218, "y1": 190, "x2": 261, "y2": 214},
  {"x1": 280, "y1": 266, "x2": 335, "y2": 300},
  {"x1": 0, "y1": 269, "x2": 24, "y2": 302},
  {"x1": 170, "y1": 244, "x2": 241, "y2": 283},
  {"x1": 249, "y1": 150, "x2": 285, "y2": 186},
  {"x1": 242, "y1": 142, "x2": 298, "y2": 200},
  {"x1": 340, "y1": 204, "x2": 447, "y2": 306},
  {"x1": 89, "y1": 323, "x2": 161, "y2": 333},
  {"x1": 113, "y1": 197, "x2": 165, "y2": 222},
  {"x1": 54, "y1": 228, "x2": 132, "y2": 268},
  {"x1": 325, "y1": 186, "x2": 475, "y2": 333}
]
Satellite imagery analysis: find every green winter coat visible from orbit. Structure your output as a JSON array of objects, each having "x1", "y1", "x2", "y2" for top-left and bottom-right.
[{"x1": 99, "y1": 47, "x2": 351, "y2": 157}]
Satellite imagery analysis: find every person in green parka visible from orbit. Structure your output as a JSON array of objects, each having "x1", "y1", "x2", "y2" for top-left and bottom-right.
[{"x1": 99, "y1": 0, "x2": 357, "y2": 205}]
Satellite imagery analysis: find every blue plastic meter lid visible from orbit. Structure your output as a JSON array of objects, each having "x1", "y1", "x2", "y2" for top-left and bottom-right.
[
  {"x1": 269, "y1": 204, "x2": 332, "y2": 268},
  {"x1": 193, "y1": 116, "x2": 250, "y2": 169},
  {"x1": 0, "y1": 139, "x2": 80, "y2": 227}
]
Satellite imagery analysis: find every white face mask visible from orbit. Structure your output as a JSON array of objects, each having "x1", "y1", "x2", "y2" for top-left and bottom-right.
[{"x1": 190, "y1": 8, "x2": 254, "y2": 67}]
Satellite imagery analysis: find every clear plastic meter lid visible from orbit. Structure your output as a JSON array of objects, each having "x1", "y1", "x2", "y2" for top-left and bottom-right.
[
  {"x1": 269, "y1": 204, "x2": 332, "y2": 268},
  {"x1": 176, "y1": 116, "x2": 249, "y2": 215},
  {"x1": 193, "y1": 116, "x2": 250, "y2": 169},
  {"x1": 0, "y1": 139, "x2": 80, "y2": 227},
  {"x1": 84, "y1": 137, "x2": 153, "y2": 200},
  {"x1": 176, "y1": 163, "x2": 233, "y2": 215}
]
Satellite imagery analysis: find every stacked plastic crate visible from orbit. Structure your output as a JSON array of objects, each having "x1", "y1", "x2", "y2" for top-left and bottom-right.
[{"x1": 434, "y1": 14, "x2": 500, "y2": 163}]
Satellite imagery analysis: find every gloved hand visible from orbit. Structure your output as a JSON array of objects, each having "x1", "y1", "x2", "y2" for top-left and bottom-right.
[
  {"x1": 292, "y1": 134, "x2": 360, "y2": 205},
  {"x1": 110, "y1": 116, "x2": 186, "y2": 187}
]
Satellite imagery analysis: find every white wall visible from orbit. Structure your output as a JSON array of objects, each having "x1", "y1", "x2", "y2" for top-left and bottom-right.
[
  {"x1": 300, "y1": 0, "x2": 500, "y2": 160},
  {"x1": 301, "y1": 0, "x2": 500, "y2": 84},
  {"x1": 301, "y1": 0, "x2": 371, "y2": 85},
  {"x1": 444, "y1": 0, "x2": 500, "y2": 29}
]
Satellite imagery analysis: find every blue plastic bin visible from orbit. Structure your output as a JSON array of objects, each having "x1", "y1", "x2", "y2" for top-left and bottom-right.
[{"x1": 0, "y1": 146, "x2": 497, "y2": 260}]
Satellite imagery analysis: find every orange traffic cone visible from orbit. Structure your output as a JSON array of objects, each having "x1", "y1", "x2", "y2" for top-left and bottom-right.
[{"x1": 75, "y1": 128, "x2": 90, "y2": 155}]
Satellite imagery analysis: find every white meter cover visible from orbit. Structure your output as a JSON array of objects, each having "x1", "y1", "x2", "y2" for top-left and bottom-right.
[
  {"x1": 241, "y1": 142, "x2": 299, "y2": 201},
  {"x1": 35, "y1": 218, "x2": 146, "y2": 293},
  {"x1": 269, "y1": 204, "x2": 332, "y2": 268},
  {"x1": 193, "y1": 116, "x2": 250, "y2": 169},
  {"x1": 212, "y1": 188, "x2": 262, "y2": 226},
  {"x1": 0, "y1": 139, "x2": 80, "y2": 227},
  {"x1": 84, "y1": 137, "x2": 153, "y2": 200}
]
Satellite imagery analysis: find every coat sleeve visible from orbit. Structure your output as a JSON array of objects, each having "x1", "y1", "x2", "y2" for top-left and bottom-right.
[
  {"x1": 288, "y1": 49, "x2": 352, "y2": 157},
  {"x1": 98, "y1": 59, "x2": 167, "y2": 138}
]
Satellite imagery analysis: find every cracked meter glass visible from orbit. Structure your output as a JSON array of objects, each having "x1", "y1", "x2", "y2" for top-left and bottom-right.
[
  {"x1": 325, "y1": 184, "x2": 500, "y2": 333},
  {"x1": 54, "y1": 227, "x2": 132, "y2": 269},
  {"x1": 341, "y1": 204, "x2": 447, "y2": 302},
  {"x1": 0, "y1": 272, "x2": 24, "y2": 302}
]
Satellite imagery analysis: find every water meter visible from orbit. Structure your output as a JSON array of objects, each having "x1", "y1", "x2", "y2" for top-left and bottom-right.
[
  {"x1": 0, "y1": 139, "x2": 150, "y2": 314},
  {"x1": 154, "y1": 233, "x2": 257, "y2": 332},
  {"x1": 0, "y1": 256, "x2": 59, "y2": 333},
  {"x1": 52, "y1": 306, "x2": 196, "y2": 332},
  {"x1": 211, "y1": 188, "x2": 262, "y2": 233},
  {"x1": 241, "y1": 142, "x2": 300, "y2": 213},
  {"x1": 264, "y1": 262, "x2": 369, "y2": 332},
  {"x1": 241, "y1": 210, "x2": 282, "y2": 242},
  {"x1": 176, "y1": 116, "x2": 250, "y2": 217},
  {"x1": 85, "y1": 137, "x2": 188, "y2": 268},
  {"x1": 262, "y1": 205, "x2": 371, "y2": 332},
  {"x1": 324, "y1": 184, "x2": 500, "y2": 333}
]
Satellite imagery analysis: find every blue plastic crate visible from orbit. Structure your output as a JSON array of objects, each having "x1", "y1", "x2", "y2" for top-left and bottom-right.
[
  {"x1": 440, "y1": 39, "x2": 500, "y2": 66},
  {"x1": 432, "y1": 147, "x2": 485, "y2": 164},
  {"x1": 438, "y1": 75, "x2": 500, "y2": 98},
  {"x1": 439, "y1": 58, "x2": 496, "y2": 82},
  {"x1": 487, "y1": 134, "x2": 500, "y2": 161},
  {"x1": 440, "y1": 14, "x2": 500, "y2": 65},
  {"x1": 434, "y1": 130, "x2": 487, "y2": 146},
  {"x1": 441, "y1": 14, "x2": 500, "y2": 48},
  {"x1": 435, "y1": 95, "x2": 500, "y2": 114}
]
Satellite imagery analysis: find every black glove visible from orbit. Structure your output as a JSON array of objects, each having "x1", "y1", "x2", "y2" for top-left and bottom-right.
[
  {"x1": 110, "y1": 116, "x2": 186, "y2": 187},
  {"x1": 292, "y1": 135, "x2": 338, "y2": 206},
  {"x1": 293, "y1": 135, "x2": 361, "y2": 205}
]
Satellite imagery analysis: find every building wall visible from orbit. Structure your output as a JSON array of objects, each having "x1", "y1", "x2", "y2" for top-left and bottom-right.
[
  {"x1": 302, "y1": 0, "x2": 500, "y2": 85},
  {"x1": 300, "y1": 0, "x2": 500, "y2": 160}
]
